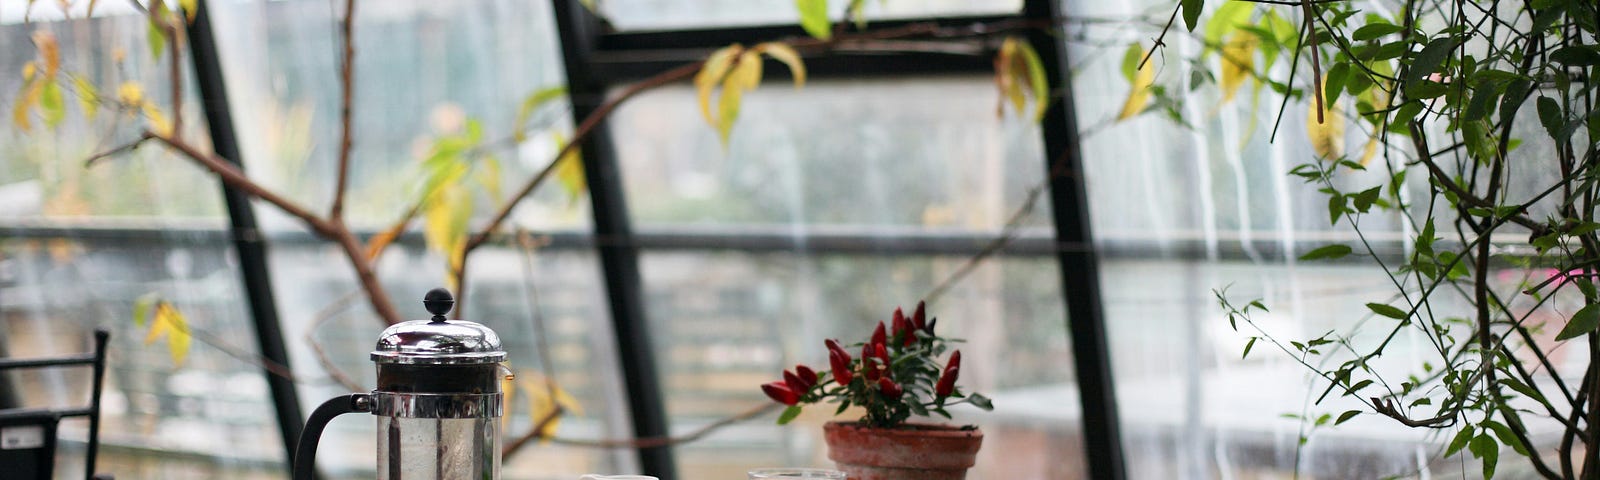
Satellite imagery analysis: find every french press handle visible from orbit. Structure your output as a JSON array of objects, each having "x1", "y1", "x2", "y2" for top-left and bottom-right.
[{"x1": 293, "y1": 393, "x2": 373, "y2": 480}]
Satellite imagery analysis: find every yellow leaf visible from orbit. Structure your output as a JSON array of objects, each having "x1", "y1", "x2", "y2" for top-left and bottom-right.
[
  {"x1": 423, "y1": 183, "x2": 473, "y2": 278},
  {"x1": 694, "y1": 45, "x2": 743, "y2": 126},
  {"x1": 476, "y1": 155, "x2": 503, "y2": 202},
  {"x1": 22, "y1": 61, "x2": 37, "y2": 81},
  {"x1": 12, "y1": 77, "x2": 41, "y2": 132},
  {"x1": 32, "y1": 31, "x2": 59, "y2": 79},
  {"x1": 715, "y1": 76, "x2": 745, "y2": 147},
  {"x1": 180, "y1": 0, "x2": 198, "y2": 22},
  {"x1": 117, "y1": 81, "x2": 144, "y2": 105},
  {"x1": 142, "y1": 101, "x2": 172, "y2": 137},
  {"x1": 1357, "y1": 135, "x2": 1380, "y2": 166},
  {"x1": 994, "y1": 38, "x2": 1021, "y2": 116},
  {"x1": 552, "y1": 133, "x2": 586, "y2": 204},
  {"x1": 755, "y1": 42, "x2": 806, "y2": 88},
  {"x1": 1307, "y1": 82, "x2": 1345, "y2": 160},
  {"x1": 154, "y1": 302, "x2": 192, "y2": 366},
  {"x1": 1117, "y1": 44, "x2": 1155, "y2": 121},
  {"x1": 71, "y1": 75, "x2": 99, "y2": 119},
  {"x1": 729, "y1": 50, "x2": 764, "y2": 91},
  {"x1": 1219, "y1": 32, "x2": 1256, "y2": 104}
]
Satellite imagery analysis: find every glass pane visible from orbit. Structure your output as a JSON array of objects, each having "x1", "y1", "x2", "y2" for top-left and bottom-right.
[
  {"x1": 209, "y1": 0, "x2": 583, "y2": 231},
  {"x1": 3, "y1": 5, "x2": 280, "y2": 479},
  {"x1": 611, "y1": 78, "x2": 1050, "y2": 233},
  {"x1": 640, "y1": 252, "x2": 1084, "y2": 479},
  {"x1": 599, "y1": 0, "x2": 1022, "y2": 31}
]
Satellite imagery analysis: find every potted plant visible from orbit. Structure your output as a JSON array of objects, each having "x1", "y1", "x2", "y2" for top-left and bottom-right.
[{"x1": 760, "y1": 302, "x2": 994, "y2": 480}]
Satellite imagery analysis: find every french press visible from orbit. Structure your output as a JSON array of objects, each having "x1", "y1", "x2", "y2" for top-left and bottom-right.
[{"x1": 294, "y1": 288, "x2": 505, "y2": 480}]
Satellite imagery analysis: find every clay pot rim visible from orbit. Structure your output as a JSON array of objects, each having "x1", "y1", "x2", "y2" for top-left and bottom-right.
[{"x1": 823, "y1": 420, "x2": 983, "y2": 438}]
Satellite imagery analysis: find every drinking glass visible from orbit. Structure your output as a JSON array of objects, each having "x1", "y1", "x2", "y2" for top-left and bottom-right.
[{"x1": 747, "y1": 468, "x2": 849, "y2": 479}]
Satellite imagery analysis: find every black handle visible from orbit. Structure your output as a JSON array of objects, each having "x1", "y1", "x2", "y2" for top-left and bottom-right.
[{"x1": 293, "y1": 394, "x2": 371, "y2": 480}]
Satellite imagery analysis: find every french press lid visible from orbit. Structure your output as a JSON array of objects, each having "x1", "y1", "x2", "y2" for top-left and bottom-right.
[{"x1": 371, "y1": 288, "x2": 506, "y2": 365}]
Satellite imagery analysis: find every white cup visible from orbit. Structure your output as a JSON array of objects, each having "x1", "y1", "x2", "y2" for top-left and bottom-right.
[{"x1": 747, "y1": 468, "x2": 849, "y2": 479}]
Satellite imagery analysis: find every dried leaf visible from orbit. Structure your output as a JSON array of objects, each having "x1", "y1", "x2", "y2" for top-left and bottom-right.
[
  {"x1": 1218, "y1": 32, "x2": 1256, "y2": 104},
  {"x1": 694, "y1": 45, "x2": 742, "y2": 126},
  {"x1": 1117, "y1": 43, "x2": 1155, "y2": 120},
  {"x1": 756, "y1": 42, "x2": 806, "y2": 88},
  {"x1": 476, "y1": 154, "x2": 503, "y2": 202},
  {"x1": 996, "y1": 38, "x2": 1026, "y2": 115},
  {"x1": 32, "y1": 31, "x2": 59, "y2": 79},
  {"x1": 364, "y1": 216, "x2": 411, "y2": 261},
  {"x1": 12, "y1": 77, "x2": 41, "y2": 132},
  {"x1": 1306, "y1": 80, "x2": 1345, "y2": 159}
]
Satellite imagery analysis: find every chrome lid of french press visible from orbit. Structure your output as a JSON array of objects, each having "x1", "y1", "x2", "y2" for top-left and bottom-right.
[{"x1": 371, "y1": 288, "x2": 506, "y2": 365}]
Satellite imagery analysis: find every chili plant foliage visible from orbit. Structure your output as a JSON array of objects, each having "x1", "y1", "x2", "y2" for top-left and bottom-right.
[
  {"x1": 1135, "y1": 0, "x2": 1600, "y2": 478},
  {"x1": 761, "y1": 302, "x2": 992, "y2": 428}
]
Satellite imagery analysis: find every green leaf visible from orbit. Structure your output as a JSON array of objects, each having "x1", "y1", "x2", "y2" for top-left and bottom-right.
[
  {"x1": 777, "y1": 405, "x2": 802, "y2": 425},
  {"x1": 38, "y1": 81, "x2": 64, "y2": 128},
  {"x1": 1299, "y1": 244, "x2": 1353, "y2": 261},
  {"x1": 1324, "y1": 62, "x2": 1349, "y2": 106},
  {"x1": 1120, "y1": 42, "x2": 1142, "y2": 83},
  {"x1": 70, "y1": 75, "x2": 99, "y2": 120},
  {"x1": 1242, "y1": 337, "x2": 1257, "y2": 359},
  {"x1": 795, "y1": 0, "x2": 832, "y2": 41},
  {"x1": 1203, "y1": 1, "x2": 1254, "y2": 55},
  {"x1": 1554, "y1": 304, "x2": 1600, "y2": 341},
  {"x1": 132, "y1": 293, "x2": 159, "y2": 327},
  {"x1": 1366, "y1": 303, "x2": 1408, "y2": 320},
  {"x1": 1469, "y1": 433, "x2": 1498, "y2": 479},
  {"x1": 146, "y1": 1, "x2": 169, "y2": 59},
  {"x1": 1351, "y1": 23, "x2": 1405, "y2": 41},
  {"x1": 1181, "y1": 0, "x2": 1204, "y2": 32},
  {"x1": 1351, "y1": 186, "x2": 1381, "y2": 213},
  {"x1": 1550, "y1": 46, "x2": 1600, "y2": 66},
  {"x1": 1536, "y1": 96, "x2": 1565, "y2": 141},
  {"x1": 512, "y1": 86, "x2": 567, "y2": 142},
  {"x1": 966, "y1": 393, "x2": 993, "y2": 411},
  {"x1": 1335, "y1": 410, "x2": 1360, "y2": 425},
  {"x1": 1444, "y1": 426, "x2": 1474, "y2": 457},
  {"x1": 1405, "y1": 37, "x2": 1456, "y2": 84},
  {"x1": 1480, "y1": 420, "x2": 1528, "y2": 457},
  {"x1": 1328, "y1": 194, "x2": 1347, "y2": 225}
]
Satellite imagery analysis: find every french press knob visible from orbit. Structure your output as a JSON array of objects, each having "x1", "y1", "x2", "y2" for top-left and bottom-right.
[{"x1": 294, "y1": 288, "x2": 506, "y2": 480}]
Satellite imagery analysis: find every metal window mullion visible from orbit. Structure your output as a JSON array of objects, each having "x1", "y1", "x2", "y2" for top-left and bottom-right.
[
  {"x1": 1022, "y1": 0, "x2": 1128, "y2": 479},
  {"x1": 551, "y1": 1, "x2": 678, "y2": 478},
  {"x1": 186, "y1": 0, "x2": 307, "y2": 475}
]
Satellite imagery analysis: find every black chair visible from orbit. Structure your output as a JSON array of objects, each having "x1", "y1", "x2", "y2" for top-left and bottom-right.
[{"x1": 0, "y1": 329, "x2": 112, "y2": 480}]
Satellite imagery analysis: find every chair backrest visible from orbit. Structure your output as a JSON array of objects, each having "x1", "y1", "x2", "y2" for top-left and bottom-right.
[{"x1": 0, "y1": 329, "x2": 111, "y2": 480}]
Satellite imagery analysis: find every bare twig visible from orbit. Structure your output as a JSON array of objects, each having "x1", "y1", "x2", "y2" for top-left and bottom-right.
[
  {"x1": 83, "y1": 132, "x2": 155, "y2": 167},
  {"x1": 329, "y1": 0, "x2": 356, "y2": 220},
  {"x1": 304, "y1": 291, "x2": 366, "y2": 392}
]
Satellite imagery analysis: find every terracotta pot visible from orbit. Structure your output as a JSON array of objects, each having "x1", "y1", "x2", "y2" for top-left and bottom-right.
[{"x1": 822, "y1": 421, "x2": 984, "y2": 480}]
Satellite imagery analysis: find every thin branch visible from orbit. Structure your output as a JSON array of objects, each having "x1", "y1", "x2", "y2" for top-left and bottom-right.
[
  {"x1": 83, "y1": 132, "x2": 155, "y2": 167},
  {"x1": 305, "y1": 291, "x2": 366, "y2": 392},
  {"x1": 149, "y1": 132, "x2": 336, "y2": 236},
  {"x1": 1138, "y1": 4, "x2": 1181, "y2": 71},
  {"x1": 329, "y1": 0, "x2": 356, "y2": 220}
]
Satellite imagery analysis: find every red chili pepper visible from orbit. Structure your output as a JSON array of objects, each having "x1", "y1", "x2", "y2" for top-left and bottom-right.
[
  {"x1": 912, "y1": 301, "x2": 927, "y2": 331},
  {"x1": 935, "y1": 366, "x2": 959, "y2": 397},
  {"x1": 874, "y1": 342, "x2": 892, "y2": 377},
  {"x1": 862, "y1": 343, "x2": 882, "y2": 381},
  {"x1": 877, "y1": 377, "x2": 903, "y2": 399},
  {"x1": 762, "y1": 381, "x2": 799, "y2": 405},
  {"x1": 825, "y1": 338, "x2": 846, "y2": 356},
  {"x1": 870, "y1": 321, "x2": 887, "y2": 349},
  {"x1": 795, "y1": 365, "x2": 818, "y2": 387},
  {"x1": 892, "y1": 307, "x2": 915, "y2": 347},
  {"x1": 947, "y1": 350, "x2": 961, "y2": 372},
  {"x1": 784, "y1": 369, "x2": 810, "y2": 393},
  {"x1": 829, "y1": 349, "x2": 853, "y2": 384}
]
